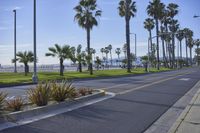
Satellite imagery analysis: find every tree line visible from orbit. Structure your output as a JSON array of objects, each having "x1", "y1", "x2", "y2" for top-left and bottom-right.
[{"x1": 12, "y1": 0, "x2": 200, "y2": 76}]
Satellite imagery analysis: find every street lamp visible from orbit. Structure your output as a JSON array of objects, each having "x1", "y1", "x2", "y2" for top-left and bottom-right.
[
  {"x1": 32, "y1": 0, "x2": 38, "y2": 83},
  {"x1": 130, "y1": 33, "x2": 137, "y2": 58},
  {"x1": 13, "y1": 9, "x2": 17, "y2": 73},
  {"x1": 193, "y1": 15, "x2": 200, "y2": 18}
]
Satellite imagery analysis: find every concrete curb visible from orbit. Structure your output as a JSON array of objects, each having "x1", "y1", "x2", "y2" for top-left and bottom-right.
[
  {"x1": 168, "y1": 80, "x2": 200, "y2": 133},
  {"x1": 5, "y1": 90, "x2": 105, "y2": 122}
]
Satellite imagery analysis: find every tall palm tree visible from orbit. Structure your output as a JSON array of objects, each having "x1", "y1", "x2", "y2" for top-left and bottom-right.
[
  {"x1": 74, "y1": 0, "x2": 102, "y2": 75},
  {"x1": 161, "y1": 9, "x2": 171, "y2": 67},
  {"x1": 169, "y1": 19, "x2": 179, "y2": 67},
  {"x1": 15, "y1": 51, "x2": 34, "y2": 76},
  {"x1": 188, "y1": 37, "x2": 194, "y2": 65},
  {"x1": 184, "y1": 28, "x2": 193, "y2": 66},
  {"x1": 108, "y1": 44, "x2": 113, "y2": 66},
  {"x1": 167, "y1": 3, "x2": 179, "y2": 68},
  {"x1": 100, "y1": 48, "x2": 105, "y2": 60},
  {"x1": 144, "y1": 18, "x2": 155, "y2": 51},
  {"x1": 115, "y1": 48, "x2": 121, "y2": 61},
  {"x1": 194, "y1": 39, "x2": 200, "y2": 66},
  {"x1": 118, "y1": 0, "x2": 137, "y2": 72},
  {"x1": 45, "y1": 44, "x2": 71, "y2": 76},
  {"x1": 147, "y1": 0, "x2": 165, "y2": 70},
  {"x1": 176, "y1": 29, "x2": 184, "y2": 67}
]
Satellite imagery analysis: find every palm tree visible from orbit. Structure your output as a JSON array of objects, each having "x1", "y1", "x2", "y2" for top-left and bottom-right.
[
  {"x1": 104, "y1": 47, "x2": 109, "y2": 66},
  {"x1": 45, "y1": 44, "x2": 71, "y2": 76},
  {"x1": 161, "y1": 9, "x2": 171, "y2": 67},
  {"x1": 91, "y1": 48, "x2": 96, "y2": 61},
  {"x1": 194, "y1": 39, "x2": 200, "y2": 66},
  {"x1": 100, "y1": 48, "x2": 105, "y2": 60},
  {"x1": 188, "y1": 37, "x2": 194, "y2": 65},
  {"x1": 167, "y1": 3, "x2": 179, "y2": 68},
  {"x1": 74, "y1": 0, "x2": 102, "y2": 75},
  {"x1": 108, "y1": 44, "x2": 113, "y2": 66},
  {"x1": 147, "y1": 0, "x2": 165, "y2": 70},
  {"x1": 176, "y1": 29, "x2": 184, "y2": 67},
  {"x1": 118, "y1": 0, "x2": 137, "y2": 72},
  {"x1": 115, "y1": 48, "x2": 121, "y2": 65},
  {"x1": 144, "y1": 18, "x2": 155, "y2": 51},
  {"x1": 76, "y1": 44, "x2": 85, "y2": 72},
  {"x1": 169, "y1": 19, "x2": 179, "y2": 67},
  {"x1": 95, "y1": 56, "x2": 102, "y2": 70},
  {"x1": 70, "y1": 46, "x2": 76, "y2": 65},
  {"x1": 184, "y1": 28, "x2": 193, "y2": 66},
  {"x1": 15, "y1": 51, "x2": 34, "y2": 76}
]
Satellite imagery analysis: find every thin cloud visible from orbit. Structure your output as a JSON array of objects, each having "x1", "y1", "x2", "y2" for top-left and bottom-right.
[
  {"x1": 0, "y1": 27, "x2": 9, "y2": 30},
  {"x1": 4, "y1": 6, "x2": 23, "y2": 11}
]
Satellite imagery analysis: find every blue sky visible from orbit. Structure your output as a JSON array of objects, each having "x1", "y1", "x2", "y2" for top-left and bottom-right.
[{"x1": 0, "y1": 0, "x2": 200, "y2": 65}]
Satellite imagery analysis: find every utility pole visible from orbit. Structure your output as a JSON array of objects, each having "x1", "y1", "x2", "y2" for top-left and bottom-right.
[
  {"x1": 13, "y1": 9, "x2": 17, "y2": 73},
  {"x1": 32, "y1": 0, "x2": 38, "y2": 83}
]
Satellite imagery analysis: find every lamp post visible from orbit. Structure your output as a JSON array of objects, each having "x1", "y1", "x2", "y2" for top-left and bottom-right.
[
  {"x1": 130, "y1": 33, "x2": 137, "y2": 58},
  {"x1": 32, "y1": 0, "x2": 38, "y2": 83},
  {"x1": 193, "y1": 15, "x2": 200, "y2": 66},
  {"x1": 13, "y1": 9, "x2": 17, "y2": 73},
  {"x1": 193, "y1": 15, "x2": 200, "y2": 18}
]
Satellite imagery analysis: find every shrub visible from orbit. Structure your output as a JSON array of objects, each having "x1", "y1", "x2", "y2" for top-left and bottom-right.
[
  {"x1": 27, "y1": 82, "x2": 50, "y2": 106},
  {"x1": 78, "y1": 88, "x2": 93, "y2": 96},
  {"x1": 6, "y1": 97, "x2": 23, "y2": 112},
  {"x1": 0, "y1": 92, "x2": 7, "y2": 111},
  {"x1": 51, "y1": 80, "x2": 77, "y2": 102}
]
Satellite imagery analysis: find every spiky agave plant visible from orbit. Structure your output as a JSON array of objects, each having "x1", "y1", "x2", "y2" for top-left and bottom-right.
[
  {"x1": 6, "y1": 97, "x2": 23, "y2": 112},
  {"x1": 27, "y1": 82, "x2": 51, "y2": 106},
  {"x1": 51, "y1": 80, "x2": 76, "y2": 102}
]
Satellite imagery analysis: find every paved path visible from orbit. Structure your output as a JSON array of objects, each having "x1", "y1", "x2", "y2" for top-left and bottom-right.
[
  {"x1": 168, "y1": 80, "x2": 200, "y2": 133},
  {"x1": 0, "y1": 67, "x2": 200, "y2": 133}
]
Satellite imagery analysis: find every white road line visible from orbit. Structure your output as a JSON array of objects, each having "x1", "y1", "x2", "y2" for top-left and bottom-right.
[
  {"x1": 179, "y1": 78, "x2": 190, "y2": 81},
  {"x1": 118, "y1": 72, "x2": 192, "y2": 95}
]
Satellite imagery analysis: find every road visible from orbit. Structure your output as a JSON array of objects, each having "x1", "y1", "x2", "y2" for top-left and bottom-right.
[{"x1": 1, "y1": 67, "x2": 200, "y2": 133}]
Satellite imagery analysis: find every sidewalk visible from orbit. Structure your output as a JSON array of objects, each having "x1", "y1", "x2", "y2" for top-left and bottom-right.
[{"x1": 168, "y1": 81, "x2": 200, "y2": 133}]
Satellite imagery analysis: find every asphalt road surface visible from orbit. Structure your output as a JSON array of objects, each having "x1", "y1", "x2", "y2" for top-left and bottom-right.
[{"x1": 1, "y1": 67, "x2": 200, "y2": 133}]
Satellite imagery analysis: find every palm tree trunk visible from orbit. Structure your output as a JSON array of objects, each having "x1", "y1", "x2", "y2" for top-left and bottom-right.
[
  {"x1": 87, "y1": 27, "x2": 93, "y2": 75},
  {"x1": 110, "y1": 51, "x2": 112, "y2": 66},
  {"x1": 190, "y1": 47, "x2": 192, "y2": 66},
  {"x1": 125, "y1": 17, "x2": 131, "y2": 72},
  {"x1": 149, "y1": 30, "x2": 153, "y2": 52},
  {"x1": 60, "y1": 59, "x2": 64, "y2": 76},
  {"x1": 78, "y1": 62, "x2": 82, "y2": 73},
  {"x1": 185, "y1": 39, "x2": 189, "y2": 66},
  {"x1": 24, "y1": 63, "x2": 28, "y2": 76},
  {"x1": 179, "y1": 40, "x2": 182, "y2": 68},
  {"x1": 118, "y1": 54, "x2": 120, "y2": 66},
  {"x1": 155, "y1": 19, "x2": 160, "y2": 70},
  {"x1": 171, "y1": 33, "x2": 175, "y2": 68}
]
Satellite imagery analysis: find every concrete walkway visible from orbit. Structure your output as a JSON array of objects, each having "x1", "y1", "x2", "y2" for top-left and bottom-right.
[{"x1": 168, "y1": 80, "x2": 200, "y2": 133}]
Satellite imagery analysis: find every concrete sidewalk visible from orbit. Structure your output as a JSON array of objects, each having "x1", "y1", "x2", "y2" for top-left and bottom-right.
[{"x1": 168, "y1": 81, "x2": 200, "y2": 133}]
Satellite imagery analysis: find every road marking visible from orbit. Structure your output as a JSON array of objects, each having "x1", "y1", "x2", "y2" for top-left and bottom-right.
[
  {"x1": 179, "y1": 78, "x2": 190, "y2": 81},
  {"x1": 102, "y1": 84, "x2": 129, "y2": 90},
  {"x1": 118, "y1": 72, "x2": 192, "y2": 95}
]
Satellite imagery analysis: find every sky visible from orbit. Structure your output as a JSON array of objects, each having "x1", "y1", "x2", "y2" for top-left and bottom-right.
[{"x1": 0, "y1": 0, "x2": 200, "y2": 65}]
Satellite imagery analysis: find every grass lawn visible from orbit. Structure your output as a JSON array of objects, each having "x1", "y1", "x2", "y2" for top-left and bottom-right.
[{"x1": 0, "y1": 67, "x2": 171, "y2": 85}]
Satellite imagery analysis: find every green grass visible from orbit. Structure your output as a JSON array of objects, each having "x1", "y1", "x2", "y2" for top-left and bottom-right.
[{"x1": 0, "y1": 67, "x2": 171, "y2": 85}]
